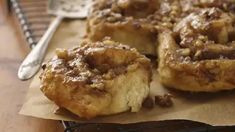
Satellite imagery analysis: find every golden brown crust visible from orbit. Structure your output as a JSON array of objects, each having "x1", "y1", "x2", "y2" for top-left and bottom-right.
[
  {"x1": 40, "y1": 39, "x2": 151, "y2": 119},
  {"x1": 158, "y1": 7, "x2": 235, "y2": 92},
  {"x1": 179, "y1": 0, "x2": 235, "y2": 16},
  {"x1": 87, "y1": 0, "x2": 182, "y2": 55}
]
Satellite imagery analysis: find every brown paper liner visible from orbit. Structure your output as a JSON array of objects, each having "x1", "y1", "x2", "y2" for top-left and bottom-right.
[{"x1": 20, "y1": 20, "x2": 235, "y2": 126}]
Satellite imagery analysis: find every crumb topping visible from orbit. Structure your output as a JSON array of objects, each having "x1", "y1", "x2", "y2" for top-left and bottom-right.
[
  {"x1": 90, "y1": 0, "x2": 183, "y2": 30},
  {"x1": 40, "y1": 38, "x2": 151, "y2": 93},
  {"x1": 174, "y1": 7, "x2": 235, "y2": 61}
]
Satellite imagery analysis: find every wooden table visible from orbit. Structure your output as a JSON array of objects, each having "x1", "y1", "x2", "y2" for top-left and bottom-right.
[{"x1": 0, "y1": 1, "x2": 63, "y2": 131}]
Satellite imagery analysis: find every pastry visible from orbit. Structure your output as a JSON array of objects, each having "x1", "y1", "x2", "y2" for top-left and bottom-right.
[
  {"x1": 158, "y1": 7, "x2": 235, "y2": 92},
  {"x1": 40, "y1": 38, "x2": 151, "y2": 119},
  {"x1": 87, "y1": 0, "x2": 181, "y2": 55},
  {"x1": 179, "y1": 0, "x2": 235, "y2": 13}
]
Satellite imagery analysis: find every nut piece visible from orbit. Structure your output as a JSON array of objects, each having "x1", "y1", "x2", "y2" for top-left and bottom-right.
[
  {"x1": 194, "y1": 50, "x2": 202, "y2": 58},
  {"x1": 41, "y1": 63, "x2": 47, "y2": 70},
  {"x1": 107, "y1": 17, "x2": 117, "y2": 22},
  {"x1": 56, "y1": 49, "x2": 69, "y2": 60},
  {"x1": 117, "y1": 0, "x2": 130, "y2": 9},
  {"x1": 155, "y1": 94, "x2": 173, "y2": 107},
  {"x1": 177, "y1": 48, "x2": 191, "y2": 56},
  {"x1": 142, "y1": 96, "x2": 154, "y2": 109},
  {"x1": 103, "y1": 39, "x2": 115, "y2": 45}
]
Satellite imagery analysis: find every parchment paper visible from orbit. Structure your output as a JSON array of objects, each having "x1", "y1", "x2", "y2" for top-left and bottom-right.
[{"x1": 20, "y1": 19, "x2": 235, "y2": 126}]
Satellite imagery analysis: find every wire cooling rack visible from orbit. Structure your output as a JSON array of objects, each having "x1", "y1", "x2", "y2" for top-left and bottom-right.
[{"x1": 9, "y1": 0, "x2": 235, "y2": 131}]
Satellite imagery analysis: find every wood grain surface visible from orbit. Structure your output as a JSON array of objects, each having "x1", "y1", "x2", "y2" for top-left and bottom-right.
[{"x1": 0, "y1": 1, "x2": 63, "y2": 131}]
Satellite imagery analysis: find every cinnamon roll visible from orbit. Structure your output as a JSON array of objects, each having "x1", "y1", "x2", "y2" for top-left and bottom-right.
[
  {"x1": 87, "y1": 0, "x2": 181, "y2": 55},
  {"x1": 193, "y1": 0, "x2": 235, "y2": 11},
  {"x1": 179, "y1": 0, "x2": 235, "y2": 18},
  {"x1": 40, "y1": 39, "x2": 151, "y2": 119},
  {"x1": 158, "y1": 7, "x2": 235, "y2": 92}
]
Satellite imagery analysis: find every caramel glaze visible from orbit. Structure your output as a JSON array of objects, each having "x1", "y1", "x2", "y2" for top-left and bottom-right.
[
  {"x1": 91, "y1": 0, "x2": 180, "y2": 20},
  {"x1": 40, "y1": 39, "x2": 151, "y2": 97},
  {"x1": 88, "y1": 0, "x2": 235, "y2": 58},
  {"x1": 88, "y1": 0, "x2": 183, "y2": 36},
  {"x1": 40, "y1": 38, "x2": 152, "y2": 118},
  {"x1": 173, "y1": 7, "x2": 235, "y2": 61}
]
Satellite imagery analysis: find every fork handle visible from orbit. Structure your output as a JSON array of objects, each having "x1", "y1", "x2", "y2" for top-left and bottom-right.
[{"x1": 18, "y1": 15, "x2": 63, "y2": 80}]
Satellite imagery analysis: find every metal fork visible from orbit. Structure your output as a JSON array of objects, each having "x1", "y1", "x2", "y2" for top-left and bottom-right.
[{"x1": 18, "y1": 0, "x2": 92, "y2": 80}]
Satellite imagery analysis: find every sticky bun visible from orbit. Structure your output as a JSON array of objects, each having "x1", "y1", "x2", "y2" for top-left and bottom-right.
[
  {"x1": 40, "y1": 39, "x2": 151, "y2": 118},
  {"x1": 87, "y1": 0, "x2": 181, "y2": 55},
  {"x1": 158, "y1": 7, "x2": 235, "y2": 92}
]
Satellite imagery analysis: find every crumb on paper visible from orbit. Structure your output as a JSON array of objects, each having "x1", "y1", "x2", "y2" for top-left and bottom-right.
[
  {"x1": 155, "y1": 94, "x2": 173, "y2": 107},
  {"x1": 142, "y1": 96, "x2": 154, "y2": 109}
]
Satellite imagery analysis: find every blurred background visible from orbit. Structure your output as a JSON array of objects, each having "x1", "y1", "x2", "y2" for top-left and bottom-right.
[{"x1": 0, "y1": 0, "x2": 63, "y2": 131}]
